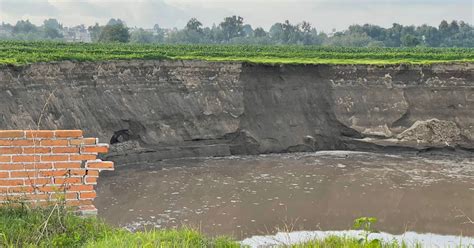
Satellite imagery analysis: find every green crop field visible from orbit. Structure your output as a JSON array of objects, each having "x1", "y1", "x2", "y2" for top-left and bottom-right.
[{"x1": 1, "y1": 40, "x2": 474, "y2": 65}]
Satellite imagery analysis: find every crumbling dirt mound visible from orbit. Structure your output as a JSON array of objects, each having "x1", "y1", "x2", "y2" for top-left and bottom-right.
[{"x1": 397, "y1": 119, "x2": 462, "y2": 144}]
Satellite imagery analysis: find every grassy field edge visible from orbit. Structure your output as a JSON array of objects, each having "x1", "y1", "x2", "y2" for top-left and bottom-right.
[{"x1": 1, "y1": 41, "x2": 473, "y2": 66}]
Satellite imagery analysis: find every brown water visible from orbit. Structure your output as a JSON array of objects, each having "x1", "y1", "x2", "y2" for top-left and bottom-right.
[{"x1": 95, "y1": 151, "x2": 474, "y2": 239}]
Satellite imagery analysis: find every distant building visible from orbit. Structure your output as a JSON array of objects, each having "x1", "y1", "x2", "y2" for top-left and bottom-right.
[
  {"x1": 0, "y1": 25, "x2": 12, "y2": 38},
  {"x1": 160, "y1": 28, "x2": 176, "y2": 38},
  {"x1": 62, "y1": 25, "x2": 92, "y2": 43}
]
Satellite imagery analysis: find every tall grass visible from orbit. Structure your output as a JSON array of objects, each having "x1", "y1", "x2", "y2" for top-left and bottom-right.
[
  {"x1": 84, "y1": 229, "x2": 240, "y2": 248},
  {"x1": 0, "y1": 204, "x2": 241, "y2": 248},
  {"x1": 0, "y1": 204, "x2": 112, "y2": 247}
]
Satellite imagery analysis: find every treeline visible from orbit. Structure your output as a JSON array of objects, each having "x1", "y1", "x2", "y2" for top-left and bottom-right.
[{"x1": 1, "y1": 16, "x2": 473, "y2": 47}]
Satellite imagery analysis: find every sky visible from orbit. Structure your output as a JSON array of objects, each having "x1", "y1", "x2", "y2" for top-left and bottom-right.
[{"x1": 0, "y1": 0, "x2": 473, "y2": 32}]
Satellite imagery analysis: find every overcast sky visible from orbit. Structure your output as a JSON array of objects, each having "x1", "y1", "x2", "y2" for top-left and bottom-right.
[{"x1": 0, "y1": 0, "x2": 473, "y2": 32}]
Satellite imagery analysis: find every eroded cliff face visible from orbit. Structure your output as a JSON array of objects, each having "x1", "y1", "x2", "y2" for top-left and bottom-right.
[{"x1": 1, "y1": 61, "x2": 473, "y2": 163}]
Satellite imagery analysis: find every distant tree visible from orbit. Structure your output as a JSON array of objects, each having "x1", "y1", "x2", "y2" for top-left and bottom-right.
[
  {"x1": 300, "y1": 21, "x2": 318, "y2": 45},
  {"x1": 242, "y1": 24, "x2": 253, "y2": 37},
  {"x1": 177, "y1": 18, "x2": 205, "y2": 43},
  {"x1": 269, "y1": 23, "x2": 284, "y2": 42},
  {"x1": 43, "y1": 18, "x2": 63, "y2": 39},
  {"x1": 43, "y1": 19, "x2": 62, "y2": 30},
  {"x1": 88, "y1": 23, "x2": 102, "y2": 42},
  {"x1": 269, "y1": 21, "x2": 298, "y2": 44},
  {"x1": 417, "y1": 24, "x2": 440, "y2": 47},
  {"x1": 12, "y1": 20, "x2": 37, "y2": 34},
  {"x1": 448, "y1": 20, "x2": 460, "y2": 34},
  {"x1": 401, "y1": 34, "x2": 420, "y2": 47},
  {"x1": 270, "y1": 20, "x2": 302, "y2": 44},
  {"x1": 2, "y1": 16, "x2": 474, "y2": 47},
  {"x1": 220, "y1": 16, "x2": 244, "y2": 41},
  {"x1": 99, "y1": 21, "x2": 129, "y2": 43},
  {"x1": 385, "y1": 23, "x2": 403, "y2": 47},
  {"x1": 254, "y1": 27, "x2": 267, "y2": 37},
  {"x1": 208, "y1": 24, "x2": 224, "y2": 43},
  {"x1": 367, "y1": 40, "x2": 385, "y2": 47},
  {"x1": 328, "y1": 32, "x2": 374, "y2": 47},
  {"x1": 106, "y1": 18, "x2": 125, "y2": 26},
  {"x1": 185, "y1": 18, "x2": 203, "y2": 33},
  {"x1": 151, "y1": 24, "x2": 165, "y2": 42},
  {"x1": 439, "y1": 20, "x2": 449, "y2": 35},
  {"x1": 130, "y1": 28, "x2": 154, "y2": 43}
]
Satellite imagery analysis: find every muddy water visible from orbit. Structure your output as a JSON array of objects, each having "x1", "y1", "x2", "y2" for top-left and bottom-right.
[{"x1": 95, "y1": 151, "x2": 474, "y2": 239}]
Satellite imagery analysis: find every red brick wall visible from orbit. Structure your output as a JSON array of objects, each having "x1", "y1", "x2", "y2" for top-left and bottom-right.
[{"x1": 0, "y1": 130, "x2": 113, "y2": 214}]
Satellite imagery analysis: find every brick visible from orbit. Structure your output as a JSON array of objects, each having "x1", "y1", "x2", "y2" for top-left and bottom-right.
[
  {"x1": 55, "y1": 130, "x2": 83, "y2": 138},
  {"x1": 77, "y1": 205, "x2": 97, "y2": 211},
  {"x1": 86, "y1": 161, "x2": 113, "y2": 169},
  {"x1": 28, "y1": 194, "x2": 50, "y2": 200},
  {"x1": 0, "y1": 130, "x2": 113, "y2": 210},
  {"x1": 70, "y1": 138, "x2": 97, "y2": 146},
  {"x1": 0, "y1": 195, "x2": 24, "y2": 201},
  {"x1": 70, "y1": 170, "x2": 86, "y2": 176},
  {"x1": 37, "y1": 185, "x2": 65, "y2": 193},
  {"x1": 0, "y1": 148, "x2": 23, "y2": 154},
  {"x1": 84, "y1": 176, "x2": 97, "y2": 184},
  {"x1": 54, "y1": 177, "x2": 82, "y2": 184},
  {"x1": 25, "y1": 130, "x2": 54, "y2": 139},
  {"x1": 40, "y1": 170, "x2": 69, "y2": 177},
  {"x1": 10, "y1": 171, "x2": 40, "y2": 178},
  {"x1": 40, "y1": 140, "x2": 69, "y2": 146},
  {"x1": 51, "y1": 192, "x2": 78, "y2": 200},
  {"x1": 79, "y1": 192, "x2": 96, "y2": 199},
  {"x1": 82, "y1": 145, "x2": 108, "y2": 153},
  {"x1": 0, "y1": 164, "x2": 25, "y2": 170},
  {"x1": 68, "y1": 185, "x2": 94, "y2": 192},
  {"x1": 29, "y1": 201, "x2": 52, "y2": 207},
  {"x1": 0, "y1": 140, "x2": 36, "y2": 146},
  {"x1": 23, "y1": 147, "x2": 51, "y2": 154},
  {"x1": 0, "y1": 163, "x2": 53, "y2": 170},
  {"x1": 54, "y1": 162, "x2": 81, "y2": 169},
  {"x1": 12, "y1": 155, "x2": 40, "y2": 163},
  {"x1": 0, "y1": 179, "x2": 24, "y2": 186},
  {"x1": 0, "y1": 156, "x2": 11, "y2": 162},
  {"x1": 52, "y1": 147, "x2": 79, "y2": 154},
  {"x1": 65, "y1": 200, "x2": 93, "y2": 207},
  {"x1": 69, "y1": 155, "x2": 97, "y2": 161},
  {"x1": 0, "y1": 186, "x2": 34, "y2": 193},
  {"x1": 41, "y1": 155, "x2": 69, "y2": 162},
  {"x1": 86, "y1": 170, "x2": 99, "y2": 176},
  {"x1": 24, "y1": 178, "x2": 51, "y2": 185},
  {"x1": 25, "y1": 163, "x2": 54, "y2": 170},
  {"x1": 0, "y1": 130, "x2": 25, "y2": 139}
]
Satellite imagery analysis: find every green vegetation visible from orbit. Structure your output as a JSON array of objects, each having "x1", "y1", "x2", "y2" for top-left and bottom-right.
[
  {"x1": 1, "y1": 40, "x2": 474, "y2": 66},
  {"x1": 0, "y1": 204, "x2": 239, "y2": 248},
  {"x1": 0, "y1": 205, "x2": 462, "y2": 248},
  {"x1": 291, "y1": 236, "x2": 417, "y2": 248},
  {"x1": 2, "y1": 17, "x2": 473, "y2": 48},
  {"x1": 84, "y1": 229, "x2": 239, "y2": 248},
  {"x1": 0, "y1": 204, "x2": 111, "y2": 247},
  {"x1": 291, "y1": 217, "x2": 418, "y2": 248}
]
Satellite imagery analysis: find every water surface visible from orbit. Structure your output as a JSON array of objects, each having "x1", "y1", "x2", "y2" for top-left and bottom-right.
[{"x1": 95, "y1": 151, "x2": 474, "y2": 240}]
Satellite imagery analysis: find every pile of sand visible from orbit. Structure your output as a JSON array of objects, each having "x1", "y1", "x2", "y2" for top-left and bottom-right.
[{"x1": 397, "y1": 119, "x2": 462, "y2": 144}]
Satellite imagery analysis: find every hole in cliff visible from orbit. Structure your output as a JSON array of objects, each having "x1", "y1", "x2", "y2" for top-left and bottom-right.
[{"x1": 110, "y1": 129, "x2": 131, "y2": 144}]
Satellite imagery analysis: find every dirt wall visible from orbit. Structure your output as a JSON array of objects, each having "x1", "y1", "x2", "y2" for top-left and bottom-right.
[{"x1": 1, "y1": 61, "x2": 472, "y2": 163}]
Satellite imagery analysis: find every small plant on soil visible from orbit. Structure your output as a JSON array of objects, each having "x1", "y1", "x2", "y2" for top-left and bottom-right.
[{"x1": 353, "y1": 217, "x2": 381, "y2": 246}]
